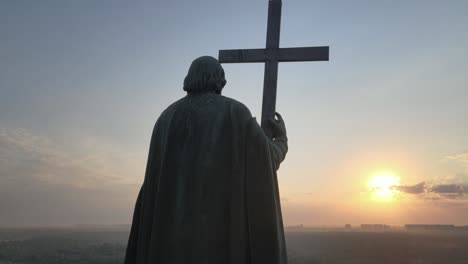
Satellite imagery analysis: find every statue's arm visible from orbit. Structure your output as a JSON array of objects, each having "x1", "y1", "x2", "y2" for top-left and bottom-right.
[
  {"x1": 265, "y1": 112, "x2": 288, "y2": 170},
  {"x1": 267, "y1": 133, "x2": 288, "y2": 171},
  {"x1": 235, "y1": 102, "x2": 288, "y2": 170}
]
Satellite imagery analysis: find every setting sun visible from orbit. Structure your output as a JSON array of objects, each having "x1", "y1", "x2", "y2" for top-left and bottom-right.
[{"x1": 369, "y1": 172, "x2": 400, "y2": 202}]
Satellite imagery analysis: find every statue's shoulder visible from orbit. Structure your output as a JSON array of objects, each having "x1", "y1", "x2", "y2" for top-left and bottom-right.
[
  {"x1": 219, "y1": 95, "x2": 253, "y2": 119},
  {"x1": 155, "y1": 97, "x2": 186, "y2": 125},
  {"x1": 162, "y1": 97, "x2": 183, "y2": 113},
  {"x1": 158, "y1": 95, "x2": 252, "y2": 122}
]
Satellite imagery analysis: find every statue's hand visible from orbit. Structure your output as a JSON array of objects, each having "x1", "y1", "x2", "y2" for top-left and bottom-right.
[{"x1": 267, "y1": 112, "x2": 287, "y2": 139}]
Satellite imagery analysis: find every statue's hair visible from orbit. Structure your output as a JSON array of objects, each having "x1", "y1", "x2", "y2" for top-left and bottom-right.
[{"x1": 183, "y1": 56, "x2": 227, "y2": 93}]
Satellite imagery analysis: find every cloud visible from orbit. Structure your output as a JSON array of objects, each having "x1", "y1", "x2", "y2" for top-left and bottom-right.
[
  {"x1": 431, "y1": 184, "x2": 466, "y2": 194},
  {"x1": 394, "y1": 181, "x2": 468, "y2": 200},
  {"x1": 0, "y1": 128, "x2": 143, "y2": 187},
  {"x1": 394, "y1": 182, "x2": 426, "y2": 194},
  {"x1": 0, "y1": 127, "x2": 145, "y2": 226},
  {"x1": 387, "y1": 153, "x2": 468, "y2": 201},
  {"x1": 429, "y1": 184, "x2": 468, "y2": 200},
  {"x1": 442, "y1": 153, "x2": 468, "y2": 171},
  {"x1": 444, "y1": 153, "x2": 468, "y2": 163}
]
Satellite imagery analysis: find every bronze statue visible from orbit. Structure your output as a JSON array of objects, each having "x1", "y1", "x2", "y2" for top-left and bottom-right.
[{"x1": 125, "y1": 56, "x2": 288, "y2": 264}]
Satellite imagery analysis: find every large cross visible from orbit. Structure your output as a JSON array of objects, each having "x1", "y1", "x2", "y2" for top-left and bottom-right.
[{"x1": 219, "y1": 0, "x2": 329, "y2": 137}]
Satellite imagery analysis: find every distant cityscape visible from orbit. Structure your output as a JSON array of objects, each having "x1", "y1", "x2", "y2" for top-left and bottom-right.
[
  {"x1": 1, "y1": 224, "x2": 468, "y2": 264},
  {"x1": 285, "y1": 224, "x2": 468, "y2": 231},
  {"x1": 360, "y1": 224, "x2": 468, "y2": 230}
]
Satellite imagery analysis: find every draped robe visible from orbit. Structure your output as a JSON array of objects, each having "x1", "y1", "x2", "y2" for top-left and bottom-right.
[{"x1": 125, "y1": 92, "x2": 288, "y2": 264}]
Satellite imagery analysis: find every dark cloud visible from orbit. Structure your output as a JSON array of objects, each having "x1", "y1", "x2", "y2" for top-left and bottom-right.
[
  {"x1": 431, "y1": 184, "x2": 466, "y2": 194},
  {"x1": 394, "y1": 181, "x2": 468, "y2": 200},
  {"x1": 394, "y1": 182, "x2": 425, "y2": 194}
]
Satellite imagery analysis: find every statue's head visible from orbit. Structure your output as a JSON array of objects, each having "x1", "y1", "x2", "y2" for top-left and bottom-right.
[{"x1": 183, "y1": 56, "x2": 226, "y2": 94}]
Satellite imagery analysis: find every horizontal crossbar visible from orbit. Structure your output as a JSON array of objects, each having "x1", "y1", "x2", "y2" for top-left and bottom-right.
[{"x1": 218, "y1": 46, "x2": 329, "y2": 63}]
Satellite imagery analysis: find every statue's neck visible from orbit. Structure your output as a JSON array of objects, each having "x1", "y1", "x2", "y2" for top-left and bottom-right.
[{"x1": 187, "y1": 90, "x2": 221, "y2": 96}]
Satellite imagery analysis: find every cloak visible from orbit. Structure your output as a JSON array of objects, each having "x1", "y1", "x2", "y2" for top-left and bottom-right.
[{"x1": 125, "y1": 93, "x2": 288, "y2": 264}]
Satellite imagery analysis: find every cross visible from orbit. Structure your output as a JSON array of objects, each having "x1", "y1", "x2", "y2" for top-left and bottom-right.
[{"x1": 219, "y1": 0, "x2": 329, "y2": 137}]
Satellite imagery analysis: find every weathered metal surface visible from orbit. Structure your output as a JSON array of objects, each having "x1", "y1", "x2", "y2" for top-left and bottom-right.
[
  {"x1": 219, "y1": 48, "x2": 268, "y2": 63},
  {"x1": 219, "y1": 47, "x2": 329, "y2": 63},
  {"x1": 261, "y1": 60, "x2": 279, "y2": 133},
  {"x1": 261, "y1": 0, "x2": 282, "y2": 135},
  {"x1": 278, "y1": 46, "x2": 329, "y2": 62}
]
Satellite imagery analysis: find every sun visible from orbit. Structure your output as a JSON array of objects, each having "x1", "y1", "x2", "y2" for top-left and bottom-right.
[{"x1": 369, "y1": 172, "x2": 400, "y2": 202}]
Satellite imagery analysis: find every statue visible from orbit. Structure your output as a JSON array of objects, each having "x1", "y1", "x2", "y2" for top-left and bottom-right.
[{"x1": 124, "y1": 56, "x2": 288, "y2": 264}]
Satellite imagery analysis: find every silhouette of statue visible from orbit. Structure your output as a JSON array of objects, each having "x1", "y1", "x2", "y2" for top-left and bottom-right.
[{"x1": 124, "y1": 56, "x2": 288, "y2": 264}]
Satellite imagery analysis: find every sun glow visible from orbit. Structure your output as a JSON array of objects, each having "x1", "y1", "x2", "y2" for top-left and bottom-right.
[{"x1": 369, "y1": 172, "x2": 400, "y2": 202}]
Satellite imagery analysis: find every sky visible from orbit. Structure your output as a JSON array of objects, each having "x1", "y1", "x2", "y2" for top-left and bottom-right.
[{"x1": 1, "y1": 0, "x2": 468, "y2": 227}]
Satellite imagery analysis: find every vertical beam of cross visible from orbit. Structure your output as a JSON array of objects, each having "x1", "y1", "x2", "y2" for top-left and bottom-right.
[
  {"x1": 219, "y1": 0, "x2": 329, "y2": 138},
  {"x1": 262, "y1": 0, "x2": 282, "y2": 130}
]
